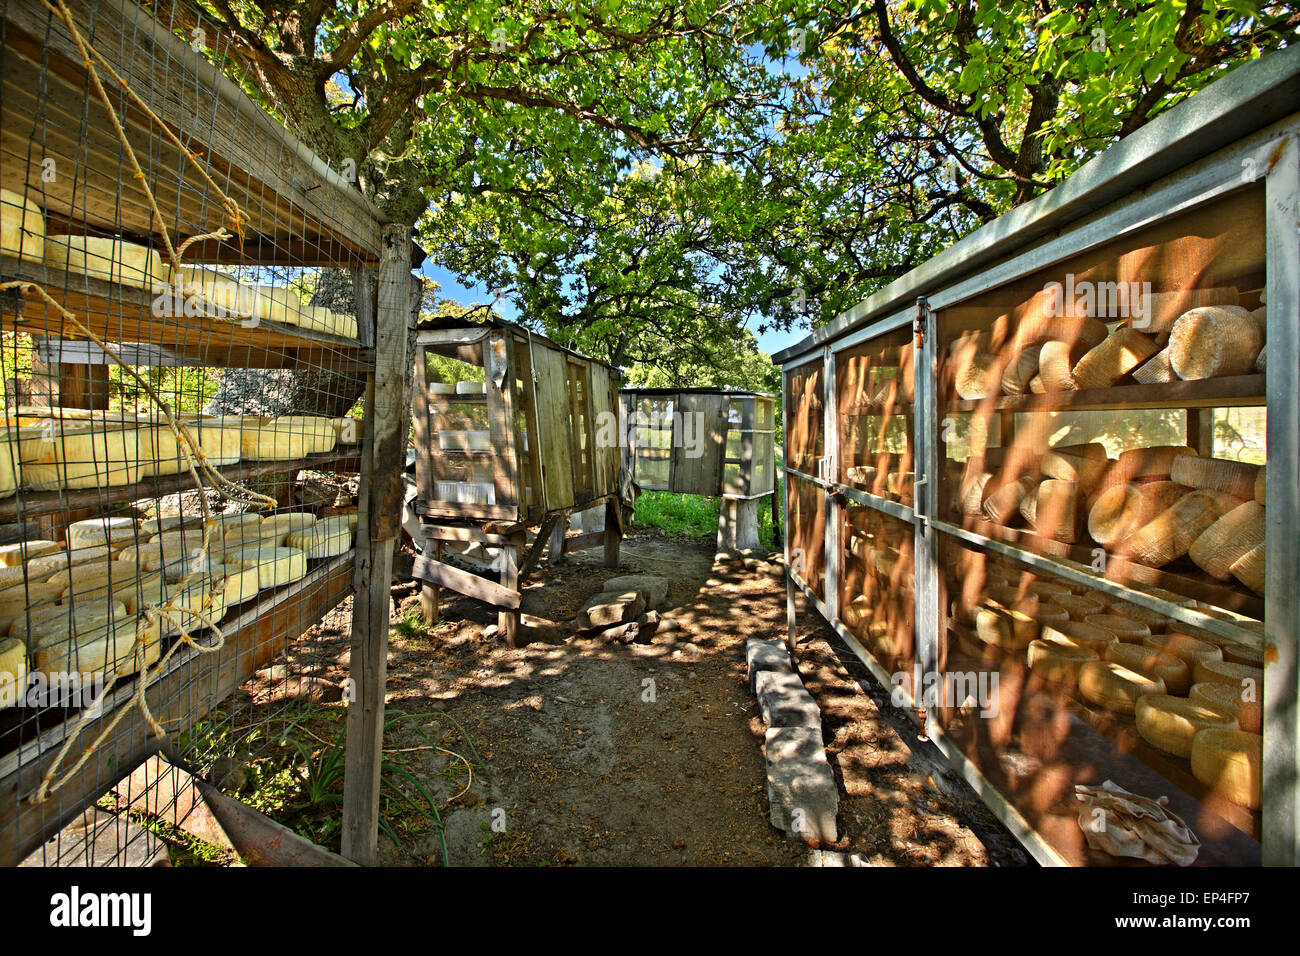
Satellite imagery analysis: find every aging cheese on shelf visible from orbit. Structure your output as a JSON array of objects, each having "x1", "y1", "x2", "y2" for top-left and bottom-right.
[
  {"x1": 1131, "y1": 347, "x2": 1176, "y2": 385},
  {"x1": 1025, "y1": 479, "x2": 1079, "y2": 542},
  {"x1": 60, "y1": 566, "x2": 167, "y2": 615},
  {"x1": 1168, "y1": 307, "x2": 1264, "y2": 380},
  {"x1": 1222, "y1": 643, "x2": 1264, "y2": 668},
  {"x1": 34, "y1": 619, "x2": 162, "y2": 682},
  {"x1": 19, "y1": 422, "x2": 147, "y2": 489},
  {"x1": 67, "y1": 516, "x2": 138, "y2": 550},
  {"x1": 1110, "y1": 445, "x2": 1197, "y2": 485},
  {"x1": 172, "y1": 266, "x2": 261, "y2": 319},
  {"x1": 154, "y1": 581, "x2": 227, "y2": 638},
  {"x1": 0, "y1": 636, "x2": 27, "y2": 707},
  {"x1": 223, "y1": 547, "x2": 308, "y2": 589},
  {"x1": 1071, "y1": 327, "x2": 1158, "y2": 389},
  {"x1": 1123, "y1": 491, "x2": 1227, "y2": 568},
  {"x1": 25, "y1": 545, "x2": 113, "y2": 579},
  {"x1": 1040, "y1": 621, "x2": 1114, "y2": 653},
  {"x1": 0, "y1": 583, "x2": 65, "y2": 633},
  {"x1": 1144, "y1": 632, "x2": 1223, "y2": 668},
  {"x1": 1135, "y1": 695, "x2": 1237, "y2": 758},
  {"x1": 1169, "y1": 454, "x2": 1260, "y2": 500},
  {"x1": 982, "y1": 477, "x2": 1035, "y2": 524},
  {"x1": 1001, "y1": 345, "x2": 1041, "y2": 395},
  {"x1": 1190, "y1": 729, "x2": 1262, "y2": 810},
  {"x1": 1087, "y1": 481, "x2": 1187, "y2": 547},
  {"x1": 1229, "y1": 544, "x2": 1265, "y2": 594},
  {"x1": 1190, "y1": 681, "x2": 1261, "y2": 734},
  {"x1": 1192, "y1": 658, "x2": 1263, "y2": 694},
  {"x1": 334, "y1": 417, "x2": 361, "y2": 445},
  {"x1": 0, "y1": 430, "x2": 20, "y2": 500},
  {"x1": 1027, "y1": 636, "x2": 1098, "y2": 685},
  {"x1": 1188, "y1": 501, "x2": 1266, "y2": 581},
  {"x1": 975, "y1": 604, "x2": 1040, "y2": 649},
  {"x1": 1, "y1": 187, "x2": 45, "y2": 262},
  {"x1": 285, "y1": 517, "x2": 355, "y2": 559},
  {"x1": 1041, "y1": 443, "x2": 1109, "y2": 485},
  {"x1": 1084, "y1": 613, "x2": 1151, "y2": 644},
  {"x1": 1078, "y1": 660, "x2": 1165, "y2": 714},
  {"x1": 1106, "y1": 641, "x2": 1192, "y2": 696},
  {"x1": 240, "y1": 416, "x2": 338, "y2": 460},
  {"x1": 0, "y1": 539, "x2": 61, "y2": 567},
  {"x1": 14, "y1": 601, "x2": 128, "y2": 649},
  {"x1": 1254, "y1": 465, "x2": 1266, "y2": 505},
  {"x1": 44, "y1": 235, "x2": 164, "y2": 290},
  {"x1": 140, "y1": 514, "x2": 206, "y2": 536},
  {"x1": 1053, "y1": 593, "x2": 1105, "y2": 620},
  {"x1": 1036, "y1": 340, "x2": 1082, "y2": 391},
  {"x1": 179, "y1": 417, "x2": 244, "y2": 466},
  {"x1": 218, "y1": 564, "x2": 263, "y2": 605}
]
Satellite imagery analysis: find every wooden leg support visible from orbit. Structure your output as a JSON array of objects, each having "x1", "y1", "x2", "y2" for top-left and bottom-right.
[
  {"x1": 419, "y1": 540, "x2": 441, "y2": 625},
  {"x1": 548, "y1": 513, "x2": 567, "y2": 564},
  {"x1": 498, "y1": 542, "x2": 520, "y2": 647},
  {"x1": 603, "y1": 497, "x2": 622, "y2": 568}
]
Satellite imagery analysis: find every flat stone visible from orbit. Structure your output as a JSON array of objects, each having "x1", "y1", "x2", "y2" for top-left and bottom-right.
[
  {"x1": 600, "y1": 574, "x2": 669, "y2": 610},
  {"x1": 755, "y1": 669, "x2": 821, "y2": 729},
  {"x1": 765, "y1": 726, "x2": 839, "y2": 845},
  {"x1": 576, "y1": 590, "x2": 645, "y2": 630},
  {"x1": 633, "y1": 610, "x2": 660, "y2": 642},
  {"x1": 746, "y1": 638, "x2": 792, "y2": 692},
  {"x1": 600, "y1": 621, "x2": 641, "y2": 645}
]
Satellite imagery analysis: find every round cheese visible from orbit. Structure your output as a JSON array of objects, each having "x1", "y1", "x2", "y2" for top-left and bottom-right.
[
  {"x1": 0, "y1": 540, "x2": 60, "y2": 567},
  {"x1": 34, "y1": 619, "x2": 162, "y2": 682},
  {"x1": 285, "y1": 518, "x2": 354, "y2": 559},
  {"x1": 1085, "y1": 613, "x2": 1150, "y2": 644},
  {"x1": 1190, "y1": 681, "x2": 1261, "y2": 734},
  {"x1": 1105, "y1": 641, "x2": 1192, "y2": 696},
  {"x1": 67, "y1": 516, "x2": 138, "y2": 550},
  {"x1": 0, "y1": 187, "x2": 44, "y2": 263},
  {"x1": 1027, "y1": 637, "x2": 1098, "y2": 685},
  {"x1": 1078, "y1": 660, "x2": 1165, "y2": 714},
  {"x1": 1169, "y1": 307, "x2": 1264, "y2": 381},
  {"x1": 1192, "y1": 658, "x2": 1263, "y2": 693},
  {"x1": 1136, "y1": 695, "x2": 1237, "y2": 758},
  {"x1": 1040, "y1": 620, "x2": 1114, "y2": 653},
  {"x1": 222, "y1": 546, "x2": 308, "y2": 589},
  {"x1": 44, "y1": 235, "x2": 164, "y2": 290},
  {"x1": 1190, "y1": 729, "x2": 1262, "y2": 810},
  {"x1": 1144, "y1": 632, "x2": 1222, "y2": 668},
  {"x1": 0, "y1": 636, "x2": 28, "y2": 708}
]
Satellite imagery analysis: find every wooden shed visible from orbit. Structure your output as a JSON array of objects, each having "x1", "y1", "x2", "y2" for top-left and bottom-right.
[
  {"x1": 775, "y1": 47, "x2": 1300, "y2": 867},
  {"x1": 619, "y1": 388, "x2": 777, "y2": 550},
  {"x1": 411, "y1": 317, "x2": 625, "y2": 641}
]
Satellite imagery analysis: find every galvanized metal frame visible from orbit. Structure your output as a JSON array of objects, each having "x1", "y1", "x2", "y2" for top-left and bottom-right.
[{"x1": 776, "y1": 64, "x2": 1300, "y2": 864}]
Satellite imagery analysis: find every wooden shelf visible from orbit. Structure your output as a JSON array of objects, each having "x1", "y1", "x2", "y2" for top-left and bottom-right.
[
  {"x1": 0, "y1": 550, "x2": 356, "y2": 865},
  {"x1": 1, "y1": 256, "x2": 371, "y2": 372},
  {"x1": 949, "y1": 374, "x2": 1265, "y2": 414},
  {"x1": 956, "y1": 518, "x2": 1264, "y2": 619},
  {"x1": 0, "y1": 449, "x2": 362, "y2": 522}
]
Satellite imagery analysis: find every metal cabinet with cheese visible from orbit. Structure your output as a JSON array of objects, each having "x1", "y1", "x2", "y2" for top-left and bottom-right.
[{"x1": 775, "y1": 47, "x2": 1300, "y2": 866}]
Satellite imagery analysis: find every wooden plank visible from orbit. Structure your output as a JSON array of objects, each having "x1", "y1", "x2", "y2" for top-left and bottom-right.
[
  {"x1": 603, "y1": 497, "x2": 621, "y2": 568},
  {"x1": 197, "y1": 780, "x2": 356, "y2": 867},
  {"x1": 412, "y1": 554, "x2": 521, "y2": 610},
  {"x1": 518, "y1": 513, "x2": 559, "y2": 579},
  {"x1": 498, "y1": 544, "x2": 520, "y2": 647},
  {"x1": 341, "y1": 224, "x2": 411, "y2": 865},
  {"x1": 951, "y1": 374, "x2": 1265, "y2": 414},
  {"x1": 532, "y1": 343, "x2": 575, "y2": 509},
  {"x1": 0, "y1": 0, "x2": 383, "y2": 262},
  {"x1": 671, "y1": 392, "x2": 729, "y2": 495},
  {"x1": 0, "y1": 554, "x2": 354, "y2": 866},
  {"x1": 484, "y1": 331, "x2": 519, "y2": 517}
]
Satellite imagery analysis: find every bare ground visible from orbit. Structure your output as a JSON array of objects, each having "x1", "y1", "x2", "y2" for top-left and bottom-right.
[{"x1": 232, "y1": 528, "x2": 1026, "y2": 866}]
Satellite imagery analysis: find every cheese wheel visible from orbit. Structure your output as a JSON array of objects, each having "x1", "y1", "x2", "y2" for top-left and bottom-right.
[
  {"x1": 208, "y1": 512, "x2": 265, "y2": 534},
  {"x1": 1126, "y1": 288, "x2": 1240, "y2": 336},
  {"x1": 1036, "y1": 340, "x2": 1081, "y2": 391},
  {"x1": 1131, "y1": 347, "x2": 1176, "y2": 385},
  {"x1": 0, "y1": 636, "x2": 27, "y2": 708},
  {"x1": 1254, "y1": 465, "x2": 1266, "y2": 505},
  {"x1": 1106, "y1": 641, "x2": 1192, "y2": 696},
  {"x1": 983, "y1": 477, "x2": 1034, "y2": 525},
  {"x1": 1110, "y1": 445, "x2": 1197, "y2": 485},
  {"x1": 1192, "y1": 658, "x2": 1263, "y2": 694},
  {"x1": 67, "y1": 516, "x2": 138, "y2": 550},
  {"x1": 140, "y1": 514, "x2": 206, "y2": 536},
  {"x1": 59, "y1": 565, "x2": 165, "y2": 613},
  {"x1": 1222, "y1": 643, "x2": 1264, "y2": 668},
  {"x1": 1025, "y1": 580, "x2": 1071, "y2": 600},
  {"x1": 0, "y1": 583, "x2": 65, "y2": 633},
  {"x1": 285, "y1": 517, "x2": 354, "y2": 559},
  {"x1": 1041, "y1": 443, "x2": 1109, "y2": 484},
  {"x1": 218, "y1": 564, "x2": 262, "y2": 605},
  {"x1": 1168, "y1": 307, "x2": 1264, "y2": 380},
  {"x1": 178, "y1": 417, "x2": 243, "y2": 467},
  {"x1": 0, "y1": 431, "x2": 19, "y2": 500},
  {"x1": 0, "y1": 540, "x2": 60, "y2": 567},
  {"x1": 1088, "y1": 482, "x2": 1187, "y2": 547},
  {"x1": 44, "y1": 235, "x2": 164, "y2": 290},
  {"x1": 34, "y1": 618, "x2": 162, "y2": 682},
  {"x1": 1124, "y1": 491, "x2": 1224, "y2": 568},
  {"x1": 1169, "y1": 454, "x2": 1260, "y2": 500},
  {"x1": 1072, "y1": 327, "x2": 1158, "y2": 389},
  {"x1": 1144, "y1": 632, "x2": 1222, "y2": 668},
  {"x1": 960, "y1": 471, "x2": 995, "y2": 517},
  {"x1": 154, "y1": 581, "x2": 227, "y2": 638},
  {"x1": 1053, "y1": 594, "x2": 1106, "y2": 620},
  {"x1": 1027, "y1": 637, "x2": 1098, "y2": 685},
  {"x1": 1, "y1": 188, "x2": 45, "y2": 262},
  {"x1": 240, "y1": 416, "x2": 338, "y2": 460},
  {"x1": 20, "y1": 423, "x2": 146, "y2": 489},
  {"x1": 1229, "y1": 544, "x2": 1264, "y2": 594},
  {"x1": 1041, "y1": 621, "x2": 1114, "y2": 653},
  {"x1": 261, "y1": 512, "x2": 318, "y2": 537},
  {"x1": 15, "y1": 601, "x2": 128, "y2": 649},
  {"x1": 1135, "y1": 695, "x2": 1237, "y2": 758},
  {"x1": 1029, "y1": 479, "x2": 1078, "y2": 542},
  {"x1": 223, "y1": 546, "x2": 308, "y2": 589},
  {"x1": 1188, "y1": 501, "x2": 1266, "y2": 581},
  {"x1": 1190, "y1": 681, "x2": 1261, "y2": 733},
  {"x1": 172, "y1": 266, "x2": 261, "y2": 319},
  {"x1": 1085, "y1": 613, "x2": 1150, "y2": 644},
  {"x1": 975, "y1": 605, "x2": 1040, "y2": 650},
  {"x1": 1078, "y1": 660, "x2": 1165, "y2": 714},
  {"x1": 1190, "y1": 729, "x2": 1262, "y2": 810}
]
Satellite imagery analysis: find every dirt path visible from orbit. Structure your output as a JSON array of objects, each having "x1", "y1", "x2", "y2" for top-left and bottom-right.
[{"x1": 346, "y1": 529, "x2": 1024, "y2": 867}]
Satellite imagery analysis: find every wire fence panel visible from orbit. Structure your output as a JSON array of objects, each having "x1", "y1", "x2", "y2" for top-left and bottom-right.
[{"x1": 0, "y1": 0, "x2": 386, "y2": 865}]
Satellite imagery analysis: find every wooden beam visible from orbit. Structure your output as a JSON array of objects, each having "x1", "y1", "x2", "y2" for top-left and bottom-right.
[
  {"x1": 499, "y1": 544, "x2": 520, "y2": 647},
  {"x1": 197, "y1": 780, "x2": 356, "y2": 867},
  {"x1": 412, "y1": 554, "x2": 522, "y2": 610},
  {"x1": 519, "y1": 513, "x2": 559, "y2": 579},
  {"x1": 342, "y1": 225, "x2": 412, "y2": 865}
]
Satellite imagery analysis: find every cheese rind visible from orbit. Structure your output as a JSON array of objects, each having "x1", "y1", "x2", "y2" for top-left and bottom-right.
[
  {"x1": 0, "y1": 636, "x2": 28, "y2": 708},
  {"x1": 1136, "y1": 695, "x2": 1237, "y2": 758},
  {"x1": 222, "y1": 547, "x2": 308, "y2": 589},
  {"x1": 1190, "y1": 681, "x2": 1261, "y2": 734},
  {"x1": 44, "y1": 235, "x2": 164, "y2": 290},
  {"x1": 1190, "y1": 729, "x2": 1262, "y2": 810},
  {"x1": 67, "y1": 517, "x2": 138, "y2": 550},
  {"x1": 1, "y1": 188, "x2": 45, "y2": 263},
  {"x1": 0, "y1": 540, "x2": 60, "y2": 567},
  {"x1": 1078, "y1": 660, "x2": 1165, "y2": 714},
  {"x1": 1106, "y1": 641, "x2": 1192, "y2": 696}
]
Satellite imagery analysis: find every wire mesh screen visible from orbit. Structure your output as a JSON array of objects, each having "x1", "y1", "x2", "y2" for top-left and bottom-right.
[{"x1": 0, "y1": 0, "x2": 381, "y2": 865}]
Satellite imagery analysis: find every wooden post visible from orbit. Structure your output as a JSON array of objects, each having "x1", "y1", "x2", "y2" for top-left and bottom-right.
[
  {"x1": 342, "y1": 224, "x2": 413, "y2": 865},
  {"x1": 419, "y1": 540, "x2": 442, "y2": 625},
  {"x1": 549, "y1": 513, "x2": 567, "y2": 564},
  {"x1": 499, "y1": 539, "x2": 520, "y2": 647},
  {"x1": 603, "y1": 496, "x2": 622, "y2": 568}
]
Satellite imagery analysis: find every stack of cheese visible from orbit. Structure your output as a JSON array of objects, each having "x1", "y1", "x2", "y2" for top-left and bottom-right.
[
  {"x1": 1, "y1": 187, "x2": 46, "y2": 264},
  {"x1": 168, "y1": 269, "x2": 359, "y2": 339},
  {"x1": 45, "y1": 235, "x2": 166, "y2": 290},
  {"x1": 238, "y1": 416, "x2": 338, "y2": 460}
]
